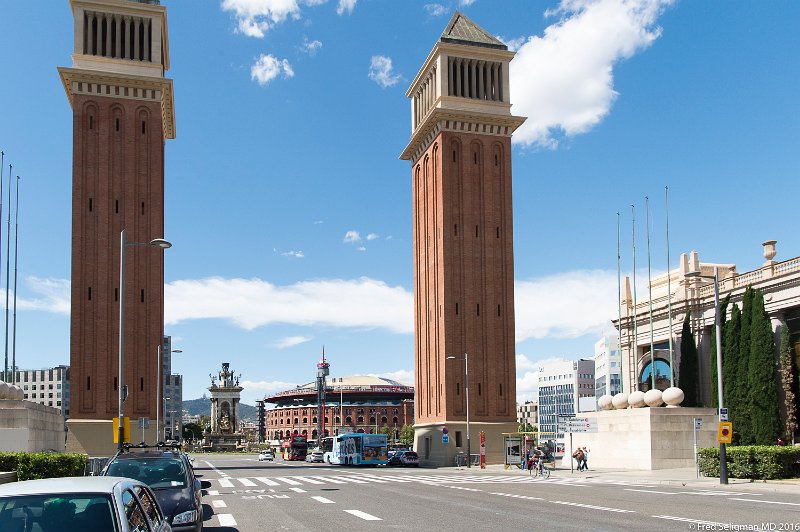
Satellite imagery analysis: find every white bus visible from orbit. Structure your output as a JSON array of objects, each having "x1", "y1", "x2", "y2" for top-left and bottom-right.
[{"x1": 323, "y1": 433, "x2": 388, "y2": 466}]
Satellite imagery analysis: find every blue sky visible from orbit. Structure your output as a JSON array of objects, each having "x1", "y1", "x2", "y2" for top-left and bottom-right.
[{"x1": 0, "y1": 0, "x2": 797, "y2": 406}]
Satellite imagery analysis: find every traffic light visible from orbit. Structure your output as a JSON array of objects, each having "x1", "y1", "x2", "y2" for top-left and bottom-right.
[{"x1": 717, "y1": 422, "x2": 733, "y2": 444}]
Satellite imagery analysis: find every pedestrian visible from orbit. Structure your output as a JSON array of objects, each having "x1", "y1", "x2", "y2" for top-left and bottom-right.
[
  {"x1": 581, "y1": 447, "x2": 590, "y2": 471},
  {"x1": 572, "y1": 448, "x2": 584, "y2": 471}
]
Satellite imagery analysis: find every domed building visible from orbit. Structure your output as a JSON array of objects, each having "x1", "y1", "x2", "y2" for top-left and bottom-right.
[{"x1": 264, "y1": 376, "x2": 414, "y2": 442}]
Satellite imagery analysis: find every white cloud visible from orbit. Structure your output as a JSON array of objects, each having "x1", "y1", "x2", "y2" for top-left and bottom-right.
[
  {"x1": 510, "y1": 0, "x2": 673, "y2": 148},
  {"x1": 515, "y1": 355, "x2": 572, "y2": 404},
  {"x1": 343, "y1": 230, "x2": 361, "y2": 244},
  {"x1": 357, "y1": 246, "x2": 367, "y2": 252},
  {"x1": 368, "y1": 55, "x2": 402, "y2": 88},
  {"x1": 336, "y1": 0, "x2": 357, "y2": 15},
  {"x1": 251, "y1": 54, "x2": 295, "y2": 86},
  {"x1": 165, "y1": 276, "x2": 413, "y2": 333},
  {"x1": 366, "y1": 369, "x2": 414, "y2": 386},
  {"x1": 273, "y1": 335, "x2": 313, "y2": 348},
  {"x1": 300, "y1": 37, "x2": 323, "y2": 55},
  {"x1": 278, "y1": 249, "x2": 305, "y2": 259},
  {"x1": 499, "y1": 35, "x2": 527, "y2": 52},
  {"x1": 459, "y1": 0, "x2": 477, "y2": 6},
  {"x1": 221, "y1": 0, "x2": 303, "y2": 38},
  {"x1": 424, "y1": 3, "x2": 448, "y2": 16},
  {"x1": 366, "y1": 233, "x2": 379, "y2": 241},
  {"x1": 515, "y1": 270, "x2": 618, "y2": 342},
  {"x1": 17, "y1": 277, "x2": 70, "y2": 315}
]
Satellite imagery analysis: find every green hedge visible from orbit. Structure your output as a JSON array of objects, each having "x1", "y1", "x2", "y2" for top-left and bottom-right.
[
  {"x1": 0, "y1": 452, "x2": 88, "y2": 481},
  {"x1": 698, "y1": 446, "x2": 800, "y2": 480}
]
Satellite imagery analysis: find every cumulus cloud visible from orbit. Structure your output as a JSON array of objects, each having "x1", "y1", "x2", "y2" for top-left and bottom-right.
[
  {"x1": 368, "y1": 55, "x2": 402, "y2": 88},
  {"x1": 424, "y1": 3, "x2": 448, "y2": 16},
  {"x1": 343, "y1": 230, "x2": 361, "y2": 244},
  {"x1": 366, "y1": 369, "x2": 414, "y2": 386},
  {"x1": 336, "y1": 0, "x2": 357, "y2": 15},
  {"x1": 499, "y1": 35, "x2": 527, "y2": 52},
  {"x1": 16, "y1": 277, "x2": 70, "y2": 315},
  {"x1": 274, "y1": 248, "x2": 305, "y2": 259},
  {"x1": 515, "y1": 270, "x2": 618, "y2": 342},
  {"x1": 515, "y1": 355, "x2": 573, "y2": 403},
  {"x1": 251, "y1": 54, "x2": 294, "y2": 86},
  {"x1": 221, "y1": 0, "x2": 303, "y2": 38},
  {"x1": 165, "y1": 276, "x2": 413, "y2": 333},
  {"x1": 273, "y1": 335, "x2": 313, "y2": 348},
  {"x1": 366, "y1": 233, "x2": 379, "y2": 241},
  {"x1": 459, "y1": 0, "x2": 477, "y2": 6},
  {"x1": 357, "y1": 246, "x2": 367, "y2": 252},
  {"x1": 510, "y1": 0, "x2": 673, "y2": 148},
  {"x1": 240, "y1": 379, "x2": 299, "y2": 403},
  {"x1": 300, "y1": 37, "x2": 323, "y2": 55}
]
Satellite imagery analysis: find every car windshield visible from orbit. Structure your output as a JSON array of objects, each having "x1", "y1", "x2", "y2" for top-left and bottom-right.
[
  {"x1": 106, "y1": 457, "x2": 187, "y2": 490},
  {"x1": 0, "y1": 494, "x2": 116, "y2": 532}
]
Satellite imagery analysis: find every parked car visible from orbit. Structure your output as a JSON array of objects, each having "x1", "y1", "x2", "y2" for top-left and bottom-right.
[
  {"x1": 258, "y1": 451, "x2": 274, "y2": 462},
  {"x1": 102, "y1": 446, "x2": 209, "y2": 531},
  {"x1": 388, "y1": 450, "x2": 419, "y2": 467},
  {"x1": 0, "y1": 476, "x2": 173, "y2": 531},
  {"x1": 305, "y1": 449, "x2": 324, "y2": 463}
]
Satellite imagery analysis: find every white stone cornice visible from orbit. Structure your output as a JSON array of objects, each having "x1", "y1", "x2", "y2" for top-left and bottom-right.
[{"x1": 58, "y1": 67, "x2": 176, "y2": 139}]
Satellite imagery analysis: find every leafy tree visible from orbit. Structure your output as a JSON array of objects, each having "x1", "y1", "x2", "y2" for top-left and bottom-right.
[
  {"x1": 778, "y1": 322, "x2": 798, "y2": 444},
  {"x1": 735, "y1": 288, "x2": 757, "y2": 443},
  {"x1": 747, "y1": 289, "x2": 780, "y2": 444},
  {"x1": 710, "y1": 294, "x2": 730, "y2": 408},
  {"x1": 182, "y1": 423, "x2": 203, "y2": 441},
  {"x1": 518, "y1": 422, "x2": 536, "y2": 433},
  {"x1": 378, "y1": 423, "x2": 393, "y2": 439},
  {"x1": 679, "y1": 312, "x2": 700, "y2": 406},
  {"x1": 399, "y1": 424, "x2": 415, "y2": 446},
  {"x1": 723, "y1": 304, "x2": 742, "y2": 431}
]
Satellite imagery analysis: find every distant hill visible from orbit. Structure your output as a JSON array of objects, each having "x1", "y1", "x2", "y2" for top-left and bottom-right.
[{"x1": 183, "y1": 396, "x2": 258, "y2": 421}]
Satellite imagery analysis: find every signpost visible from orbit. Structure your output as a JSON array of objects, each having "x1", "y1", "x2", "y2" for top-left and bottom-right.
[
  {"x1": 693, "y1": 418, "x2": 703, "y2": 478},
  {"x1": 556, "y1": 417, "x2": 598, "y2": 473},
  {"x1": 442, "y1": 434, "x2": 449, "y2": 444},
  {"x1": 138, "y1": 417, "x2": 150, "y2": 444},
  {"x1": 719, "y1": 408, "x2": 729, "y2": 422},
  {"x1": 479, "y1": 432, "x2": 486, "y2": 469}
]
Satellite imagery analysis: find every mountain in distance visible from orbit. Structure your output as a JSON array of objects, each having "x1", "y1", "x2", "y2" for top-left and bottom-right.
[{"x1": 183, "y1": 396, "x2": 258, "y2": 422}]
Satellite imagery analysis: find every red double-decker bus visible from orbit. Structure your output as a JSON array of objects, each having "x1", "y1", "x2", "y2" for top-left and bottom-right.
[{"x1": 282, "y1": 435, "x2": 308, "y2": 461}]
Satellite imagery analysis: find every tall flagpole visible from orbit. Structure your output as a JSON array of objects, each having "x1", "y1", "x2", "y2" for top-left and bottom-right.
[
  {"x1": 617, "y1": 212, "x2": 624, "y2": 395},
  {"x1": 3, "y1": 165, "x2": 11, "y2": 386},
  {"x1": 665, "y1": 186, "x2": 674, "y2": 387},
  {"x1": 0, "y1": 160, "x2": 6, "y2": 383},
  {"x1": 645, "y1": 196, "x2": 655, "y2": 390},
  {"x1": 11, "y1": 176, "x2": 19, "y2": 385},
  {"x1": 631, "y1": 205, "x2": 638, "y2": 393}
]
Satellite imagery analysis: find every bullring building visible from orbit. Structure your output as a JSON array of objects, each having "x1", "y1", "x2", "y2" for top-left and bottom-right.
[{"x1": 263, "y1": 376, "x2": 415, "y2": 442}]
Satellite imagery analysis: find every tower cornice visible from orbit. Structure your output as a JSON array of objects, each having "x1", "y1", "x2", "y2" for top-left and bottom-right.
[{"x1": 58, "y1": 66, "x2": 176, "y2": 139}]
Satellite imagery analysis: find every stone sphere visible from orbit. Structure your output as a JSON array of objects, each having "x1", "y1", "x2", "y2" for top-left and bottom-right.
[
  {"x1": 0, "y1": 381, "x2": 9, "y2": 399},
  {"x1": 644, "y1": 389, "x2": 664, "y2": 407},
  {"x1": 13, "y1": 386, "x2": 24, "y2": 400},
  {"x1": 611, "y1": 393, "x2": 629, "y2": 409},
  {"x1": 628, "y1": 391, "x2": 646, "y2": 408},
  {"x1": 662, "y1": 387, "x2": 684, "y2": 407},
  {"x1": 597, "y1": 395, "x2": 614, "y2": 411}
]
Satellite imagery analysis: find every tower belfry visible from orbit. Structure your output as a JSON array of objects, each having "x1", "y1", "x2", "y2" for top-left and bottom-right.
[
  {"x1": 400, "y1": 12, "x2": 526, "y2": 465},
  {"x1": 59, "y1": 0, "x2": 175, "y2": 454}
]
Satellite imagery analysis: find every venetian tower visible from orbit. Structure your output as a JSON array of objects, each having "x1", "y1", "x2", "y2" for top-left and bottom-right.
[
  {"x1": 400, "y1": 12, "x2": 526, "y2": 465},
  {"x1": 59, "y1": 0, "x2": 175, "y2": 454}
]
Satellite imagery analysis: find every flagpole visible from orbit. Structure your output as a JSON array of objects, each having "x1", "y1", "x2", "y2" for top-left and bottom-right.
[
  {"x1": 665, "y1": 186, "x2": 674, "y2": 387},
  {"x1": 11, "y1": 176, "x2": 19, "y2": 385},
  {"x1": 0, "y1": 161, "x2": 6, "y2": 383},
  {"x1": 617, "y1": 212, "x2": 624, "y2": 395},
  {"x1": 3, "y1": 164, "x2": 11, "y2": 386},
  {"x1": 645, "y1": 196, "x2": 655, "y2": 390},
  {"x1": 631, "y1": 205, "x2": 638, "y2": 394}
]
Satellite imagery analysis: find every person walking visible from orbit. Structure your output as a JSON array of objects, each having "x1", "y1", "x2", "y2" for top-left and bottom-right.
[
  {"x1": 572, "y1": 448, "x2": 584, "y2": 471},
  {"x1": 581, "y1": 447, "x2": 590, "y2": 471}
]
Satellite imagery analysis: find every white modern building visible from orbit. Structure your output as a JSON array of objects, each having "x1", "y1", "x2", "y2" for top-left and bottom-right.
[
  {"x1": 517, "y1": 400, "x2": 538, "y2": 429},
  {"x1": 537, "y1": 359, "x2": 595, "y2": 443},
  {"x1": 162, "y1": 336, "x2": 183, "y2": 440},
  {"x1": 13, "y1": 365, "x2": 70, "y2": 418},
  {"x1": 593, "y1": 333, "x2": 622, "y2": 403}
]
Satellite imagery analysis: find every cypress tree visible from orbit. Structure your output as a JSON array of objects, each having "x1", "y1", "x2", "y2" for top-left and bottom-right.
[
  {"x1": 723, "y1": 304, "x2": 741, "y2": 434},
  {"x1": 779, "y1": 322, "x2": 798, "y2": 444},
  {"x1": 709, "y1": 294, "x2": 730, "y2": 409},
  {"x1": 748, "y1": 289, "x2": 780, "y2": 444},
  {"x1": 736, "y1": 288, "x2": 755, "y2": 443},
  {"x1": 679, "y1": 312, "x2": 700, "y2": 406}
]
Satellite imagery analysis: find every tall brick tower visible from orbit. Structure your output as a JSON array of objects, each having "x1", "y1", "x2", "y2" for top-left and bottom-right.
[
  {"x1": 59, "y1": 0, "x2": 175, "y2": 454},
  {"x1": 400, "y1": 12, "x2": 525, "y2": 465}
]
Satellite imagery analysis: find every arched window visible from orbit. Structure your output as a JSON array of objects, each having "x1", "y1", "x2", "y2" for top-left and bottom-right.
[
  {"x1": 357, "y1": 416, "x2": 364, "y2": 424},
  {"x1": 294, "y1": 418, "x2": 299, "y2": 424},
  {"x1": 640, "y1": 359, "x2": 671, "y2": 392},
  {"x1": 312, "y1": 430, "x2": 318, "y2": 438},
  {"x1": 335, "y1": 417, "x2": 341, "y2": 424},
  {"x1": 392, "y1": 417, "x2": 398, "y2": 424},
  {"x1": 303, "y1": 417, "x2": 307, "y2": 424},
  {"x1": 312, "y1": 417, "x2": 317, "y2": 424},
  {"x1": 381, "y1": 417, "x2": 387, "y2": 424},
  {"x1": 346, "y1": 416, "x2": 352, "y2": 424},
  {"x1": 369, "y1": 416, "x2": 376, "y2": 424}
]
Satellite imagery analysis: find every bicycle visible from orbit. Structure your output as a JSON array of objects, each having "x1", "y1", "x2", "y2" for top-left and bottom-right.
[{"x1": 528, "y1": 457, "x2": 551, "y2": 479}]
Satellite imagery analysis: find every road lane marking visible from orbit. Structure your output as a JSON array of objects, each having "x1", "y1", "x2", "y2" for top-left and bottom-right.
[
  {"x1": 207, "y1": 490, "x2": 219, "y2": 496},
  {"x1": 728, "y1": 498, "x2": 800, "y2": 506},
  {"x1": 348, "y1": 475, "x2": 388, "y2": 483},
  {"x1": 292, "y1": 476, "x2": 324, "y2": 484},
  {"x1": 290, "y1": 487, "x2": 307, "y2": 493},
  {"x1": 550, "y1": 500, "x2": 635, "y2": 513},
  {"x1": 446, "y1": 486, "x2": 482, "y2": 492},
  {"x1": 255, "y1": 477, "x2": 280, "y2": 486},
  {"x1": 344, "y1": 510, "x2": 382, "y2": 521},
  {"x1": 332, "y1": 476, "x2": 368, "y2": 484},
  {"x1": 204, "y1": 461, "x2": 229, "y2": 478},
  {"x1": 218, "y1": 478, "x2": 234, "y2": 488},
  {"x1": 652, "y1": 515, "x2": 727, "y2": 527},
  {"x1": 310, "y1": 476, "x2": 346, "y2": 484},
  {"x1": 211, "y1": 500, "x2": 227, "y2": 508},
  {"x1": 312, "y1": 496, "x2": 335, "y2": 504},
  {"x1": 370, "y1": 475, "x2": 412, "y2": 482},
  {"x1": 624, "y1": 489, "x2": 677, "y2": 495},
  {"x1": 275, "y1": 477, "x2": 303, "y2": 485},
  {"x1": 490, "y1": 492, "x2": 543, "y2": 501},
  {"x1": 217, "y1": 514, "x2": 237, "y2": 526},
  {"x1": 237, "y1": 478, "x2": 257, "y2": 487}
]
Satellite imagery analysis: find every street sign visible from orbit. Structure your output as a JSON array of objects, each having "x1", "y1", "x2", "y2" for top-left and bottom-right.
[
  {"x1": 719, "y1": 408, "x2": 729, "y2": 422},
  {"x1": 138, "y1": 417, "x2": 150, "y2": 429},
  {"x1": 717, "y1": 422, "x2": 733, "y2": 443},
  {"x1": 442, "y1": 434, "x2": 449, "y2": 444},
  {"x1": 694, "y1": 418, "x2": 703, "y2": 430},
  {"x1": 557, "y1": 418, "x2": 598, "y2": 434}
]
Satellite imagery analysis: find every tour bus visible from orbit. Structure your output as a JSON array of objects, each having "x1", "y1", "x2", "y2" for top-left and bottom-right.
[
  {"x1": 323, "y1": 433, "x2": 388, "y2": 466},
  {"x1": 283, "y1": 434, "x2": 308, "y2": 461}
]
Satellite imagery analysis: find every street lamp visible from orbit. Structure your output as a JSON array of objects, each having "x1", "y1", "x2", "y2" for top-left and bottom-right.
[
  {"x1": 157, "y1": 347, "x2": 182, "y2": 444},
  {"x1": 447, "y1": 353, "x2": 470, "y2": 468},
  {"x1": 685, "y1": 266, "x2": 728, "y2": 485},
  {"x1": 118, "y1": 229, "x2": 172, "y2": 451}
]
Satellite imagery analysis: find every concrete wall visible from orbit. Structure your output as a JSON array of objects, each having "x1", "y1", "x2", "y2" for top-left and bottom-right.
[
  {"x1": 560, "y1": 408, "x2": 718, "y2": 470},
  {"x1": 0, "y1": 400, "x2": 65, "y2": 452}
]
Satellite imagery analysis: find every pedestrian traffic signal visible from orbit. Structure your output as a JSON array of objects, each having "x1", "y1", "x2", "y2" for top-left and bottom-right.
[{"x1": 717, "y1": 422, "x2": 732, "y2": 444}]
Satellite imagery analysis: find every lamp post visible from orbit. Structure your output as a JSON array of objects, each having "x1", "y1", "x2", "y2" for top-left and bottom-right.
[
  {"x1": 447, "y1": 353, "x2": 470, "y2": 468},
  {"x1": 118, "y1": 229, "x2": 171, "y2": 451},
  {"x1": 686, "y1": 266, "x2": 728, "y2": 484}
]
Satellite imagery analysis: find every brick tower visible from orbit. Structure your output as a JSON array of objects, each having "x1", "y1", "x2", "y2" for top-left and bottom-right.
[
  {"x1": 59, "y1": 0, "x2": 175, "y2": 454},
  {"x1": 400, "y1": 12, "x2": 526, "y2": 465}
]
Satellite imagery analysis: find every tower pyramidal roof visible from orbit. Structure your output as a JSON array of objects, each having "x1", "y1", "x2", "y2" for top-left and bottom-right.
[{"x1": 440, "y1": 11, "x2": 507, "y2": 50}]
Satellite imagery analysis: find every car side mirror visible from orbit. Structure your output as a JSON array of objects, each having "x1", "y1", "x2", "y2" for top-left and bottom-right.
[
  {"x1": 200, "y1": 480, "x2": 211, "y2": 489},
  {"x1": 195, "y1": 479, "x2": 201, "y2": 491}
]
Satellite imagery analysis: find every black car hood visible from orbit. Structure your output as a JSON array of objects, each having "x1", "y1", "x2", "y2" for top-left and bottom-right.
[{"x1": 153, "y1": 486, "x2": 196, "y2": 520}]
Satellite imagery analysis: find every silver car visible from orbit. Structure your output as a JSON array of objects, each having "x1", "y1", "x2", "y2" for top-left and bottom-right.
[{"x1": 0, "y1": 476, "x2": 172, "y2": 531}]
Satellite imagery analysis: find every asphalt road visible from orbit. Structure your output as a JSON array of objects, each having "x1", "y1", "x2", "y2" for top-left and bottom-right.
[{"x1": 191, "y1": 454, "x2": 800, "y2": 531}]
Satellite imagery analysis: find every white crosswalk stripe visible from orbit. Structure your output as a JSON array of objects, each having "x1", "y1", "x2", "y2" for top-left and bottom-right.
[
  {"x1": 255, "y1": 477, "x2": 280, "y2": 486},
  {"x1": 274, "y1": 477, "x2": 302, "y2": 485},
  {"x1": 237, "y1": 478, "x2": 257, "y2": 487}
]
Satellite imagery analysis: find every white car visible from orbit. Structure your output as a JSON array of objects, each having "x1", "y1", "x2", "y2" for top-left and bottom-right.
[
  {"x1": 305, "y1": 449, "x2": 324, "y2": 463},
  {"x1": 258, "y1": 451, "x2": 275, "y2": 461}
]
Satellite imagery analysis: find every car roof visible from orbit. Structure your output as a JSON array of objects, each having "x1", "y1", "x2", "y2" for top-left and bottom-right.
[
  {"x1": 0, "y1": 476, "x2": 135, "y2": 497},
  {"x1": 113, "y1": 450, "x2": 183, "y2": 460}
]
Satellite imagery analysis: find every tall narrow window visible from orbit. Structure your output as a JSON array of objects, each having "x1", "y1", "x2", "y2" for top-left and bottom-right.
[
  {"x1": 114, "y1": 288, "x2": 118, "y2": 302},
  {"x1": 140, "y1": 377, "x2": 144, "y2": 391},
  {"x1": 495, "y1": 154, "x2": 498, "y2": 166},
  {"x1": 454, "y1": 224, "x2": 458, "y2": 236},
  {"x1": 113, "y1": 377, "x2": 117, "y2": 391},
  {"x1": 88, "y1": 287, "x2": 92, "y2": 300},
  {"x1": 115, "y1": 118, "x2": 120, "y2": 131},
  {"x1": 477, "y1": 303, "x2": 480, "y2": 316},
  {"x1": 496, "y1": 227, "x2": 500, "y2": 238},
  {"x1": 115, "y1": 199, "x2": 119, "y2": 213},
  {"x1": 474, "y1": 152, "x2": 478, "y2": 164},
  {"x1": 475, "y1": 225, "x2": 479, "y2": 237},
  {"x1": 88, "y1": 198, "x2": 93, "y2": 212},
  {"x1": 141, "y1": 120, "x2": 146, "y2": 134},
  {"x1": 455, "y1": 303, "x2": 459, "y2": 315},
  {"x1": 140, "y1": 289, "x2": 144, "y2": 302},
  {"x1": 500, "y1": 383, "x2": 503, "y2": 396},
  {"x1": 89, "y1": 116, "x2": 94, "y2": 129},
  {"x1": 87, "y1": 376, "x2": 91, "y2": 390},
  {"x1": 478, "y1": 383, "x2": 482, "y2": 396},
  {"x1": 456, "y1": 382, "x2": 460, "y2": 395},
  {"x1": 497, "y1": 304, "x2": 501, "y2": 316},
  {"x1": 141, "y1": 202, "x2": 145, "y2": 215}
]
